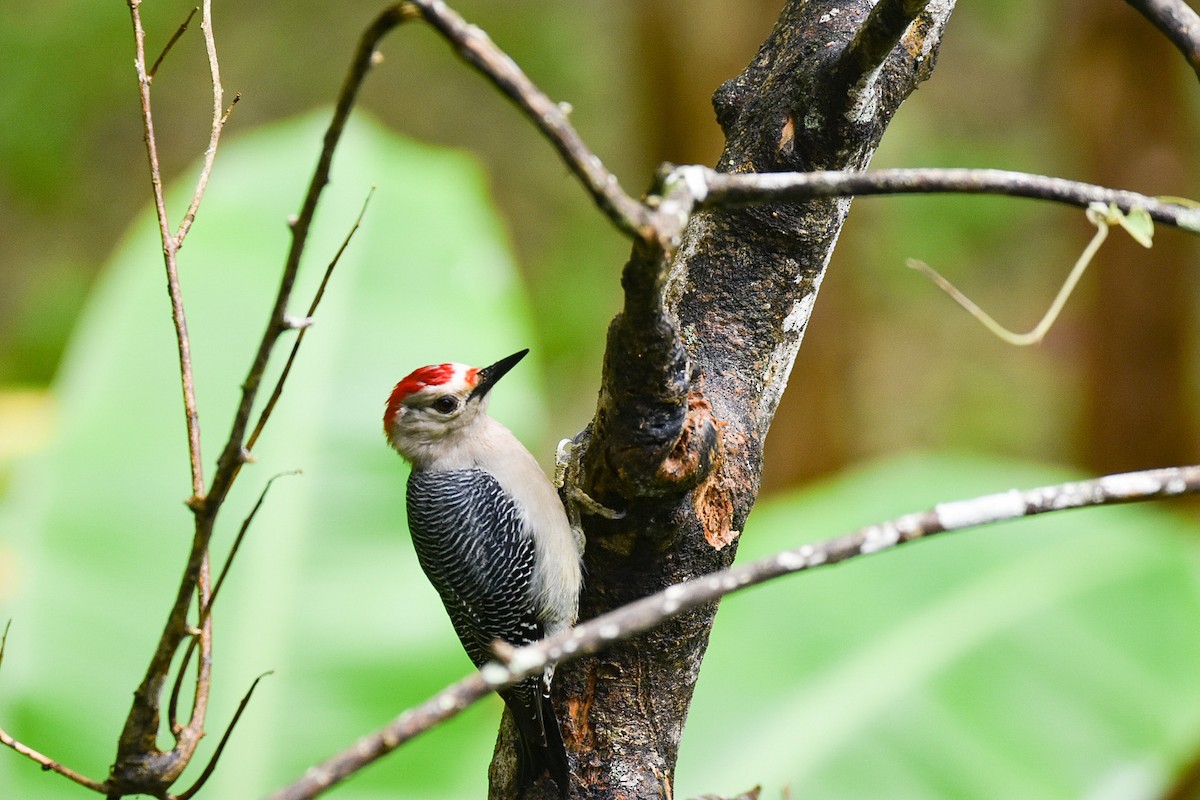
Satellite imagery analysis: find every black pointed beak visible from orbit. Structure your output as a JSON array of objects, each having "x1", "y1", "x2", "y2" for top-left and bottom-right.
[{"x1": 469, "y1": 349, "x2": 529, "y2": 400}]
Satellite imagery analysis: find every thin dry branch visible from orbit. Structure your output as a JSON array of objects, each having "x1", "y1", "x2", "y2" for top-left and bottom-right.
[
  {"x1": 148, "y1": 6, "x2": 198, "y2": 80},
  {"x1": 128, "y1": 0, "x2": 205, "y2": 500},
  {"x1": 174, "y1": 671, "x2": 272, "y2": 800},
  {"x1": 268, "y1": 672, "x2": 491, "y2": 800},
  {"x1": 0, "y1": 624, "x2": 108, "y2": 792},
  {"x1": 204, "y1": 6, "x2": 410, "y2": 509},
  {"x1": 97, "y1": 2, "x2": 234, "y2": 794},
  {"x1": 683, "y1": 166, "x2": 1200, "y2": 232},
  {"x1": 175, "y1": 0, "x2": 233, "y2": 244},
  {"x1": 208, "y1": 0, "x2": 649, "y2": 506},
  {"x1": 0, "y1": 724, "x2": 109, "y2": 794},
  {"x1": 1125, "y1": 0, "x2": 1200, "y2": 81},
  {"x1": 167, "y1": 471, "x2": 295, "y2": 736},
  {"x1": 268, "y1": 463, "x2": 1200, "y2": 800},
  {"x1": 206, "y1": 471, "x2": 300, "y2": 616},
  {"x1": 247, "y1": 190, "x2": 374, "y2": 451},
  {"x1": 405, "y1": 0, "x2": 651, "y2": 238}
]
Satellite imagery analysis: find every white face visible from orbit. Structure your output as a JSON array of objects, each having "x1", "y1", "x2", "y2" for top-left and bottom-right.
[
  {"x1": 384, "y1": 364, "x2": 489, "y2": 463},
  {"x1": 384, "y1": 350, "x2": 527, "y2": 468}
]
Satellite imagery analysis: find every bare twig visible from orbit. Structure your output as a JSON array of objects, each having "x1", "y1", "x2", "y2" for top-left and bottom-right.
[
  {"x1": 128, "y1": 0, "x2": 205, "y2": 501},
  {"x1": 211, "y1": 0, "x2": 660, "y2": 506},
  {"x1": 175, "y1": 0, "x2": 234, "y2": 245},
  {"x1": 174, "y1": 672, "x2": 273, "y2": 800},
  {"x1": 268, "y1": 672, "x2": 492, "y2": 800},
  {"x1": 681, "y1": 166, "x2": 1200, "y2": 233},
  {"x1": 205, "y1": 6, "x2": 411, "y2": 510},
  {"x1": 405, "y1": 0, "x2": 651, "y2": 239},
  {"x1": 0, "y1": 623, "x2": 108, "y2": 791},
  {"x1": 269, "y1": 463, "x2": 1200, "y2": 800},
  {"x1": 1125, "y1": 0, "x2": 1200, "y2": 81},
  {"x1": 247, "y1": 190, "x2": 375, "y2": 451},
  {"x1": 102, "y1": 3, "x2": 229, "y2": 794},
  {"x1": 206, "y1": 471, "x2": 300, "y2": 615},
  {"x1": 167, "y1": 633, "x2": 197, "y2": 738},
  {"x1": 0, "y1": 724, "x2": 109, "y2": 794},
  {"x1": 166, "y1": 469, "x2": 294, "y2": 741},
  {"x1": 148, "y1": 6, "x2": 198, "y2": 80}
]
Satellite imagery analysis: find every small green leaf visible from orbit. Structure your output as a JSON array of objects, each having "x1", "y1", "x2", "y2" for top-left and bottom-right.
[{"x1": 1116, "y1": 206, "x2": 1154, "y2": 248}]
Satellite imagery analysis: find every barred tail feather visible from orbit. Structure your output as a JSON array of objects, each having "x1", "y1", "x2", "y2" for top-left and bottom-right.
[{"x1": 502, "y1": 678, "x2": 570, "y2": 798}]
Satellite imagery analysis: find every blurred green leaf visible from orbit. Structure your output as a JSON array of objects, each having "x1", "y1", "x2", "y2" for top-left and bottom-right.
[
  {"x1": 0, "y1": 110, "x2": 545, "y2": 798},
  {"x1": 677, "y1": 453, "x2": 1200, "y2": 799}
]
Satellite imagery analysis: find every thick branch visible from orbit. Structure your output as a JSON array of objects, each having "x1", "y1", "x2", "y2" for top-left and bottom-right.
[
  {"x1": 835, "y1": 0, "x2": 934, "y2": 118},
  {"x1": 1125, "y1": 0, "x2": 1200, "y2": 81},
  {"x1": 560, "y1": 3, "x2": 957, "y2": 796},
  {"x1": 268, "y1": 463, "x2": 1200, "y2": 800}
]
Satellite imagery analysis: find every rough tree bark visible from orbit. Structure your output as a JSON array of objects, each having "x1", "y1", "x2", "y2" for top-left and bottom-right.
[{"x1": 488, "y1": 1, "x2": 957, "y2": 798}]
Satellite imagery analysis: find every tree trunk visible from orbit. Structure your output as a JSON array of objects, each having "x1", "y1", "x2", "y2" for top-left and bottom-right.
[{"x1": 492, "y1": 2, "x2": 957, "y2": 797}]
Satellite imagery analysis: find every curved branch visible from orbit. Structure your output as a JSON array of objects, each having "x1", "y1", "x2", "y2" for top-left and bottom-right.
[
  {"x1": 208, "y1": 0, "x2": 651, "y2": 508},
  {"x1": 407, "y1": 0, "x2": 651, "y2": 238},
  {"x1": 268, "y1": 463, "x2": 1200, "y2": 800},
  {"x1": 174, "y1": 671, "x2": 272, "y2": 800},
  {"x1": 1125, "y1": 0, "x2": 1200, "y2": 81}
]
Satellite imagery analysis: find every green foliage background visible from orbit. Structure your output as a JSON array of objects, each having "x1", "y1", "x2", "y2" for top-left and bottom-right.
[{"x1": 2, "y1": 1, "x2": 1200, "y2": 798}]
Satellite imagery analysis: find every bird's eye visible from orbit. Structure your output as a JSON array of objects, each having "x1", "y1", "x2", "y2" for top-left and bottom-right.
[{"x1": 432, "y1": 396, "x2": 459, "y2": 414}]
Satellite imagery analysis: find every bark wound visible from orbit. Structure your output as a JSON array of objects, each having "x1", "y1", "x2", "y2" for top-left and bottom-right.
[
  {"x1": 566, "y1": 663, "x2": 598, "y2": 749},
  {"x1": 656, "y1": 389, "x2": 722, "y2": 490},
  {"x1": 778, "y1": 114, "x2": 796, "y2": 157}
]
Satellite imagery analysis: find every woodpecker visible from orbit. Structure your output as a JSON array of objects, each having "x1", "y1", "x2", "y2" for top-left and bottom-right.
[{"x1": 384, "y1": 349, "x2": 581, "y2": 798}]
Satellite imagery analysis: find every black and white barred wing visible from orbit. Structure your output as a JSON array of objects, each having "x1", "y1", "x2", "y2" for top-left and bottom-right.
[{"x1": 405, "y1": 468, "x2": 544, "y2": 668}]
